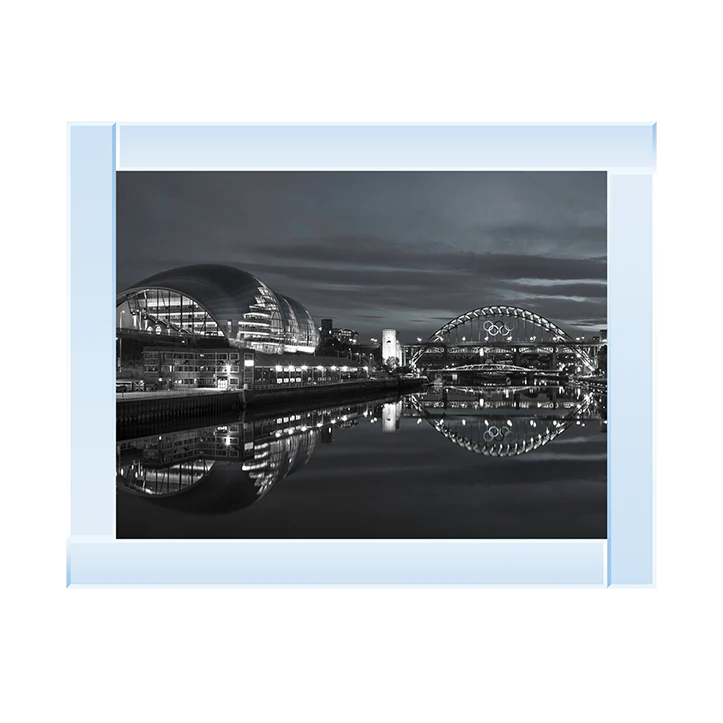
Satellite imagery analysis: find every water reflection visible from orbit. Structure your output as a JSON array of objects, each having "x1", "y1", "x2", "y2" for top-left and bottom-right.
[
  {"x1": 117, "y1": 385, "x2": 606, "y2": 517},
  {"x1": 117, "y1": 402, "x2": 355, "y2": 510},
  {"x1": 409, "y1": 384, "x2": 606, "y2": 457}
]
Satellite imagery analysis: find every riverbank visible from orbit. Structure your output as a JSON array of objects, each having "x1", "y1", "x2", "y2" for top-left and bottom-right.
[{"x1": 116, "y1": 377, "x2": 425, "y2": 426}]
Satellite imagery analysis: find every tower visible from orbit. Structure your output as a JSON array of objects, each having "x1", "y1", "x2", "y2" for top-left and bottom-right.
[{"x1": 382, "y1": 329, "x2": 398, "y2": 366}]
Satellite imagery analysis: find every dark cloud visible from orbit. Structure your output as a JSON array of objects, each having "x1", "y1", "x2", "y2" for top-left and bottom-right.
[{"x1": 117, "y1": 171, "x2": 606, "y2": 339}]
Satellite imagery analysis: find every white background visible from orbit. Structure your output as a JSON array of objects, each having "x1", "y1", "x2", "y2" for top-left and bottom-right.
[{"x1": 2, "y1": 2, "x2": 720, "y2": 721}]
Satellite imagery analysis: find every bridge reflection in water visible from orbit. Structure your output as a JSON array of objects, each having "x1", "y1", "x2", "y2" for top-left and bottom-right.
[
  {"x1": 117, "y1": 384, "x2": 606, "y2": 521},
  {"x1": 408, "y1": 384, "x2": 606, "y2": 457}
]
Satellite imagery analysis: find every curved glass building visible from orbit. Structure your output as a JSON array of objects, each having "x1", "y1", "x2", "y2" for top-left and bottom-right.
[{"x1": 116, "y1": 264, "x2": 320, "y2": 354}]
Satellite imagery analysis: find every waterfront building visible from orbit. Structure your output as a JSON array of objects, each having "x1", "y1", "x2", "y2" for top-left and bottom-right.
[
  {"x1": 331, "y1": 327, "x2": 359, "y2": 345},
  {"x1": 142, "y1": 347, "x2": 368, "y2": 391},
  {"x1": 382, "y1": 329, "x2": 399, "y2": 366},
  {"x1": 598, "y1": 345, "x2": 608, "y2": 375},
  {"x1": 117, "y1": 264, "x2": 320, "y2": 355}
]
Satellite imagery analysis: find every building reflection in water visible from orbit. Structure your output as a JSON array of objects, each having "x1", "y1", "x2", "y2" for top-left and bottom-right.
[
  {"x1": 117, "y1": 399, "x2": 367, "y2": 514},
  {"x1": 117, "y1": 385, "x2": 605, "y2": 514},
  {"x1": 382, "y1": 400, "x2": 402, "y2": 433}
]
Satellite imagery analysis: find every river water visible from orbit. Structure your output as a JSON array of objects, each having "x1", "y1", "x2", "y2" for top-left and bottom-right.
[{"x1": 116, "y1": 385, "x2": 606, "y2": 539}]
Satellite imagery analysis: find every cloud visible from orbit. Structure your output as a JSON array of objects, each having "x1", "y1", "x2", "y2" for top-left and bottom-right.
[{"x1": 117, "y1": 171, "x2": 607, "y2": 339}]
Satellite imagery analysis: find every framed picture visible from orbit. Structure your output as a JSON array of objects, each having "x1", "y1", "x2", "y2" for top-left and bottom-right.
[{"x1": 67, "y1": 123, "x2": 654, "y2": 586}]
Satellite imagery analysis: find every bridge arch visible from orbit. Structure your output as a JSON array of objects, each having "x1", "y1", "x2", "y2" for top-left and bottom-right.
[{"x1": 411, "y1": 305, "x2": 595, "y2": 371}]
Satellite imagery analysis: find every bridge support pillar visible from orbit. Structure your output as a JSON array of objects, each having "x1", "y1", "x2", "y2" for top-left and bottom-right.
[{"x1": 550, "y1": 350, "x2": 557, "y2": 370}]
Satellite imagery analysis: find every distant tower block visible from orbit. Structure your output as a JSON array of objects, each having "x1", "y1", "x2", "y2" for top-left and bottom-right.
[
  {"x1": 382, "y1": 401, "x2": 402, "y2": 433},
  {"x1": 382, "y1": 329, "x2": 398, "y2": 364}
]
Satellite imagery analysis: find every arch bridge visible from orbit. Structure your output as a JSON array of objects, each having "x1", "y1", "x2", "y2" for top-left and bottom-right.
[{"x1": 410, "y1": 305, "x2": 598, "y2": 373}]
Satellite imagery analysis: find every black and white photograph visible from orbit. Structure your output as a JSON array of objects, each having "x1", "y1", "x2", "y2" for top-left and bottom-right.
[
  {"x1": 115, "y1": 171, "x2": 607, "y2": 539},
  {"x1": 10, "y1": 1, "x2": 718, "y2": 717}
]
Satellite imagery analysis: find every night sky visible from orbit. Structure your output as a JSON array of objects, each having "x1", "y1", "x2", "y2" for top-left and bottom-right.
[{"x1": 116, "y1": 171, "x2": 606, "y2": 342}]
